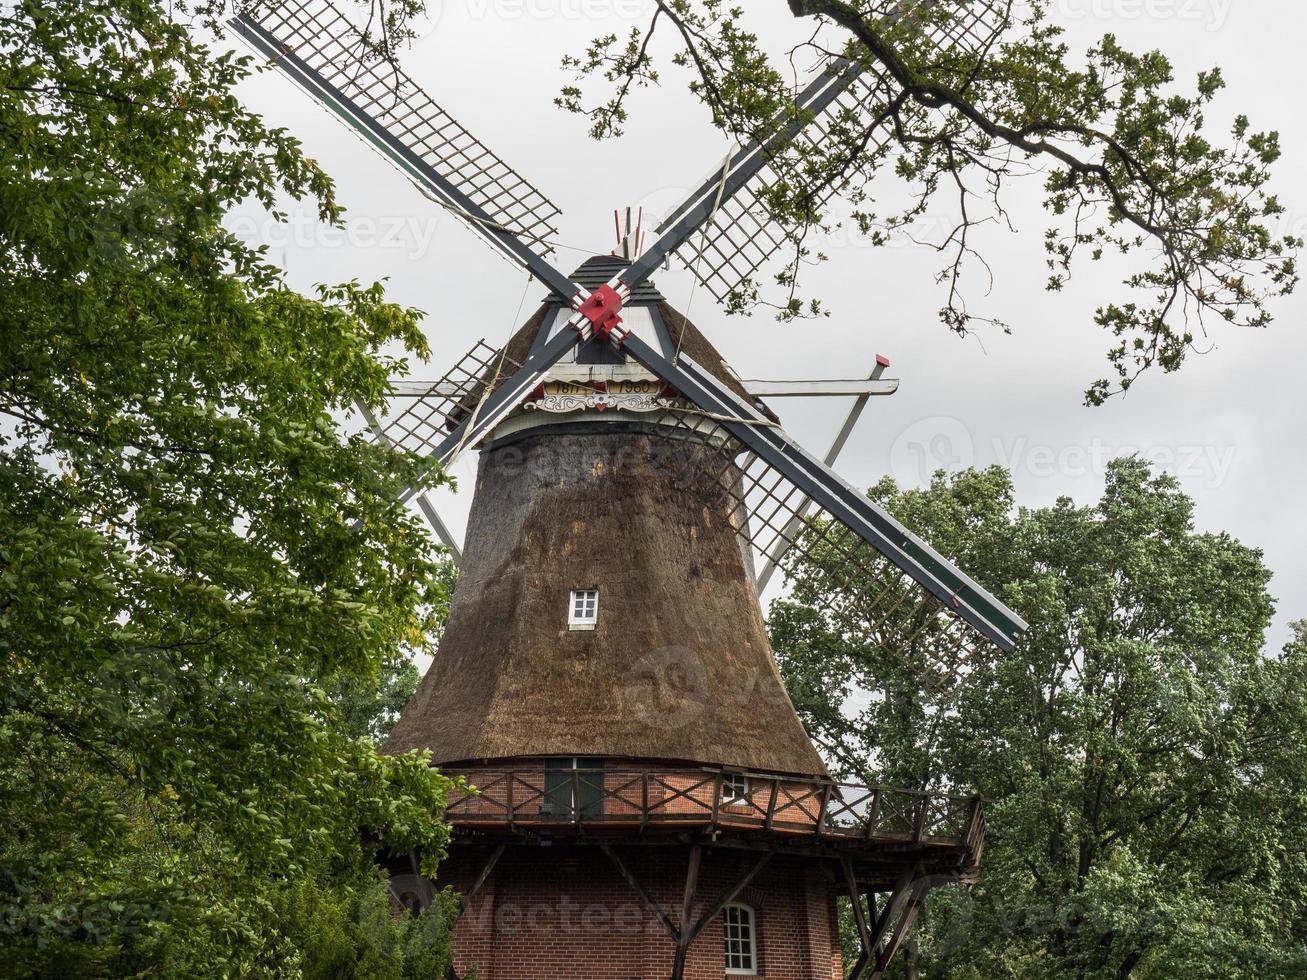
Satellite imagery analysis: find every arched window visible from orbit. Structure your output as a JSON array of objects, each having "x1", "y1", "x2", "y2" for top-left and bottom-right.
[{"x1": 723, "y1": 902, "x2": 758, "y2": 974}]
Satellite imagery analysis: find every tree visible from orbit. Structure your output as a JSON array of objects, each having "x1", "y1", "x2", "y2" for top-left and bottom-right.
[
  {"x1": 1, "y1": 1, "x2": 458, "y2": 974},
  {"x1": 769, "y1": 461, "x2": 1307, "y2": 978},
  {"x1": 559, "y1": 1, "x2": 1299, "y2": 403},
  {"x1": 333, "y1": 555, "x2": 458, "y2": 743}
]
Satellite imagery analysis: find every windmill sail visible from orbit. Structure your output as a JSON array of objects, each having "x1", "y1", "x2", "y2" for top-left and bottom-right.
[
  {"x1": 375, "y1": 338, "x2": 524, "y2": 457},
  {"x1": 230, "y1": 0, "x2": 566, "y2": 288},
  {"x1": 388, "y1": 288, "x2": 1028, "y2": 686},
  {"x1": 660, "y1": 0, "x2": 1012, "y2": 305},
  {"x1": 375, "y1": 274, "x2": 1028, "y2": 694},
  {"x1": 619, "y1": 330, "x2": 1026, "y2": 690}
]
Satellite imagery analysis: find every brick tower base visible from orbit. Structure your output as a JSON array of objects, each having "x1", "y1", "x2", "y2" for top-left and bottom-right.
[{"x1": 440, "y1": 844, "x2": 844, "y2": 979}]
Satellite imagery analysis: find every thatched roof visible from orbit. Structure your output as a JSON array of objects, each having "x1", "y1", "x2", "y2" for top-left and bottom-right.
[{"x1": 384, "y1": 425, "x2": 828, "y2": 779}]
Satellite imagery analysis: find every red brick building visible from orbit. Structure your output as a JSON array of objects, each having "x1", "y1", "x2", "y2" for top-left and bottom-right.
[
  {"x1": 441, "y1": 846, "x2": 843, "y2": 980},
  {"x1": 382, "y1": 262, "x2": 987, "y2": 979}
]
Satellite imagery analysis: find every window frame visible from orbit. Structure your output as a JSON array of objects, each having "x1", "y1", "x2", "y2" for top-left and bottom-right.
[
  {"x1": 723, "y1": 902, "x2": 758, "y2": 975},
  {"x1": 568, "y1": 589, "x2": 599, "y2": 630},
  {"x1": 721, "y1": 771, "x2": 750, "y2": 806}
]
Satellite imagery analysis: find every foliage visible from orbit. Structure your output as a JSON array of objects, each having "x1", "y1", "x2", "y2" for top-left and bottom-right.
[
  {"x1": 333, "y1": 555, "x2": 457, "y2": 742},
  {"x1": 265, "y1": 869, "x2": 463, "y2": 980},
  {"x1": 769, "y1": 461, "x2": 1307, "y2": 978},
  {"x1": 1, "y1": 0, "x2": 457, "y2": 973},
  {"x1": 560, "y1": 1, "x2": 1299, "y2": 403}
]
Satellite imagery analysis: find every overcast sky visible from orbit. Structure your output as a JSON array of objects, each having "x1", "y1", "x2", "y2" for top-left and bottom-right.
[{"x1": 227, "y1": 0, "x2": 1306, "y2": 650}]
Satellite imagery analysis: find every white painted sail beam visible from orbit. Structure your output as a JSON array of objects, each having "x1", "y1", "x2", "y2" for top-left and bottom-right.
[
  {"x1": 742, "y1": 379, "x2": 899, "y2": 398},
  {"x1": 387, "y1": 377, "x2": 899, "y2": 399}
]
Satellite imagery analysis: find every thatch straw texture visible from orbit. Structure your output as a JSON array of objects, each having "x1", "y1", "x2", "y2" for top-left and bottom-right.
[{"x1": 384, "y1": 425, "x2": 827, "y2": 778}]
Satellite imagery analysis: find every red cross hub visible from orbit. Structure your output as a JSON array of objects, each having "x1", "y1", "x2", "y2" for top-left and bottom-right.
[{"x1": 576, "y1": 284, "x2": 625, "y2": 343}]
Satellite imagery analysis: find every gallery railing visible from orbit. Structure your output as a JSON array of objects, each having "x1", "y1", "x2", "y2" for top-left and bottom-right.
[{"x1": 440, "y1": 767, "x2": 984, "y2": 855}]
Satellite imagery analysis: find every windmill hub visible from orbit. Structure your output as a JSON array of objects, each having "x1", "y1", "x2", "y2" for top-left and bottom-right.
[{"x1": 575, "y1": 281, "x2": 627, "y2": 343}]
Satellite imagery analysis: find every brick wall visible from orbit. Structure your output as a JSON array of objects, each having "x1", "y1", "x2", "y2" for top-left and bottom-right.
[{"x1": 437, "y1": 843, "x2": 843, "y2": 980}]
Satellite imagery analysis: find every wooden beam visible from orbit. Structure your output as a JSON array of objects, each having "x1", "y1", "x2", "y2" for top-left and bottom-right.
[
  {"x1": 685, "y1": 852, "x2": 773, "y2": 945},
  {"x1": 863, "y1": 787, "x2": 883, "y2": 841},
  {"x1": 742, "y1": 378, "x2": 899, "y2": 397},
  {"x1": 844, "y1": 858, "x2": 871, "y2": 944},
  {"x1": 913, "y1": 793, "x2": 930, "y2": 843},
  {"x1": 865, "y1": 865, "x2": 918, "y2": 956},
  {"x1": 388, "y1": 378, "x2": 901, "y2": 399},
  {"x1": 457, "y1": 843, "x2": 506, "y2": 919},
  {"x1": 842, "y1": 857, "x2": 874, "y2": 980},
  {"x1": 671, "y1": 845, "x2": 703, "y2": 980},
  {"x1": 599, "y1": 843, "x2": 681, "y2": 944},
  {"x1": 680, "y1": 845, "x2": 703, "y2": 933},
  {"x1": 764, "y1": 778, "x2": 779, "y2": 831},
  {"x1": 452, "y1": 824, "x2": 970, "y2": 871},
  {"x1": 870, "y1": 878, "x2": 930, "y2": 979},
  {"x1": 385, "y1": 380, "x2": 466, "y2": 398},
  {"x1": 817, "y1": 782, "x2": 834, "y2": 836}
]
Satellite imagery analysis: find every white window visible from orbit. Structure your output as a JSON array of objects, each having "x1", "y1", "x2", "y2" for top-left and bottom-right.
[
  {"x1": 723, "y1": 903, "x2": 758, "y2": 974},
  {"x1": 722, "y1": 772, "x2": 750, "y2": 805},
  {"x1": 568, "y1": 589, "x2": 599, "y2": 630}
]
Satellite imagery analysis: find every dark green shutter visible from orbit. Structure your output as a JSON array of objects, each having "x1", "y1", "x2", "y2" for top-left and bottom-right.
[{"x1": 542, "y1": 758, "x2": 605, "y2": 817}]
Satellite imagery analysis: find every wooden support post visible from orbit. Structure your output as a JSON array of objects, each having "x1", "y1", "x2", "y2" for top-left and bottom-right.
[
  {"x1": 964, "y1": 797, "x2": 986, "y2": 861},
  {"x1": 817, "y1": 782, "x2": 834, "y2": 836},
  {"x1": 843, "y1": 857, "x2": 871, "y2": 938},
  {"x1": 457, "y1": 843, "x2": 507, "y2": 919},
  {"x1": 641, "y1": 771, "x2": 650, "y2": 834},
  {"x1": 870, "y1": 878, "x2": 930, "y2": 979},
  {"x1": 599, "y1": 843, "x2": 681, "y2": 944},
  {"x1": 764, "y1": 778, "x2": 779, "y2": 832},
  {"x1": 684, "y1": 852, "x2": 772, "y2": 946},
  {"x1": 842, "y1": 857, "x2": 874, "y2": 980},
  {"x1": 856, "y1": 862, "x2": 932, "y2": 980},
  {"x1": 680, "y1": 845, "x2": 703, "y2": 932},
  {"x1": 913, "y1": 792, "x2": 929, "y2": 842},
  {"x1": 863, "y1": 787, "x2": 883, "y2": 841},
  {"x1": 865, "y1": 865, "x2": 917, "y2": 956},
  {"x1": 670, "y1": 845, "x2": 703, "y2": 980},
  {"x1": 506, "y1": 773, "x2": 515, "y2": 833}
]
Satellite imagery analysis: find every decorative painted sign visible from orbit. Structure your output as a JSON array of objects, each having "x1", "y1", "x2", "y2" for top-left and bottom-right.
[{"x1": 524, "y1": 379, "x2": 676, "y2": 415}]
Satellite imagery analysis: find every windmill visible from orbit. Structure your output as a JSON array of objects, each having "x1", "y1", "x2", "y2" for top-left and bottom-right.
[{"x1": 231, "y1": 2, "x2": 1022, "y2": 978}]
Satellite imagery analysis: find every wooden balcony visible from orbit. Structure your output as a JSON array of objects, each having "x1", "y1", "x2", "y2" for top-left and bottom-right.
[{"x1": 440, "y1": 767, "x2": 985, "y2": 871}]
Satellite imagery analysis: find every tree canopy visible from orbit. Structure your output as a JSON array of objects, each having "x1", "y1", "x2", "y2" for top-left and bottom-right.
[
  {"x1": 1, "y1": 0, "x2": 457, "y2": 974},
  {"x1": 769, "y1": 460, "x2": 1307, "y2": 978},
  {"x1": 559, "y1": 0, "x2": 1299, "y2": 403}
]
